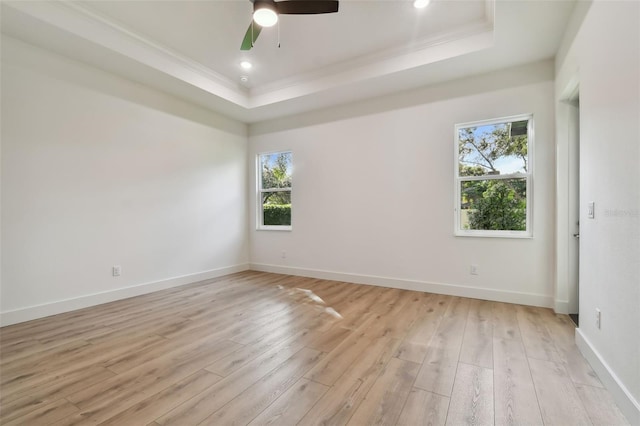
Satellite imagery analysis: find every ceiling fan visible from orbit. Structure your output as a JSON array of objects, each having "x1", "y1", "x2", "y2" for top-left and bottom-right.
[{"x1": 241, "y1": 0, "x2": 339, "y2": 50}]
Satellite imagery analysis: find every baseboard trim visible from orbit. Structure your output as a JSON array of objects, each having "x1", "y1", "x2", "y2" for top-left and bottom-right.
[
  {"x1": 554, "y1": 299, "x2": 570, "y2": 314},
  {"x1": 0, "y1": 264, "x2": 250, "y2": 327},
  {"x1": 575, "y1": 329, "x2": 640, "y2": 425},
  {"x1": 249, "y1": 263, "x2": 553, "y2": 308}
]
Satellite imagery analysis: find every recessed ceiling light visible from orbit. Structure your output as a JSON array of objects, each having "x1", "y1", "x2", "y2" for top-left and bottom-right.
[
  {"x1": 240, "y1": 76, "x2": 249, "y2": 82},
  {"x1": 413, "y1": 0, "x2": 430, "y2": 9},
  {"x1": 240, "y1": 61, "x2": 252, "y2": 70}
]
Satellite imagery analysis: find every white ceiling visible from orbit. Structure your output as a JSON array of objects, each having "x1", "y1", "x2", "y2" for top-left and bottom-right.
[{"x1": 1, "y1": 0, "x2": 576, "y2": 123}]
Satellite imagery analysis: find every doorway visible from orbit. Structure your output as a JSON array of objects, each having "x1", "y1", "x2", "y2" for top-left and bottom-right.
[{"x1": 567, "y1": 92, "x2": 580, "y2": 325}]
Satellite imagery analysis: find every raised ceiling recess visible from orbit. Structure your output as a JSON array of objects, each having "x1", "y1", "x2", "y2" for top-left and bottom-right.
[{"x1": 1, "y1": 0, "x2": 575, "y2": 122}]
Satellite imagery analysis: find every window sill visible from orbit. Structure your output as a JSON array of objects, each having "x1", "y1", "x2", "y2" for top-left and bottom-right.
[
  {"x1": 257, "y1": 225, "x2": 292, "y2": 232},
  {"x1": 455, "y1": 230, "x2": 532, "y2": 239}
]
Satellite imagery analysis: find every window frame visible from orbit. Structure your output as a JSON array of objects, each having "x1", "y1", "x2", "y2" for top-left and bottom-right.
[
  {"x1": 453, "y1": 114, "x2": 534, "y2": 238},
  {"x1": 256, "y1": 150, "x2": 292, "y2": 231}
]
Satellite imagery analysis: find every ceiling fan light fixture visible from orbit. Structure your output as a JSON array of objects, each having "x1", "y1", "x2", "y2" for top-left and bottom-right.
[
  {"x1": 241, "y1": 0, "x2": 339, "y2": 50},
  {"x1": 413, "y1": 0, "x2": 430, "y2": 8},
  {"x1": 253, "y1": 3, "x2": 278, "y2": 27}
]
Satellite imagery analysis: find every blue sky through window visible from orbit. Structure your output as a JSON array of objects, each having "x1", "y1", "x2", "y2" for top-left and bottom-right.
[
  {"x1": 459, "y1": 123, "x2": 527, "y2": 175},
  {"x1": 261, "y1": 153, "x2": 292, "y2": 175}
]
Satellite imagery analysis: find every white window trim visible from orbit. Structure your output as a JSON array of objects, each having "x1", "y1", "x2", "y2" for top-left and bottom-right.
[
  {"x1": 454, "y1": 114, "x2": 534, "y2": 238},
  {"x1": 256, "y1": 150, "x2": 292, "y2": 231}
]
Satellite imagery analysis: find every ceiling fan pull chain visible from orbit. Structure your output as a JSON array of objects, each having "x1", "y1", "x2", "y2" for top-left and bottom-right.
[
  {"x1": 251, "y1": 21, "x2": 254, "y2": 47},
  {"x1": 277, "y1": 20, "x2": 281, "y2": 48}
]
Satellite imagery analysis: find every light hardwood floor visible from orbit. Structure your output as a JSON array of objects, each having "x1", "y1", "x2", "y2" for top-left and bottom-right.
[{"x1": 0, "y1": 271, "x2": 629, "y2": 425}]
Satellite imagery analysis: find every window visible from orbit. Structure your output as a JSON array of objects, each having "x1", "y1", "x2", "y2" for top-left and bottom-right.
[
  {"x1": 257, "y1": 151, "x2": 292, "y2": 230},
  {"x1": 454, "y1": 115, "x2": 532, "y2": 237}
]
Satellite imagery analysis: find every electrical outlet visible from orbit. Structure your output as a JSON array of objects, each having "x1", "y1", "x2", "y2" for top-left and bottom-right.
[
  {"x1": 281, "y1": 251, "x2": 287, "y2": 259},
  {"x1": 595, "y1": 308, "x2": 601, "y2": 329},
  {"x1": 470, "y1": 264, "x2": 478, "y2": 275},
  {"x1": 112, "y1": 265, "x2": 122, "y2": 277}
]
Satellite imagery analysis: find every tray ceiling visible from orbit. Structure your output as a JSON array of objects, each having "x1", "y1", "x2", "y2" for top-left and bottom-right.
[{"x1": 1, "y1": 0, "x2": 575, "y2": 122}]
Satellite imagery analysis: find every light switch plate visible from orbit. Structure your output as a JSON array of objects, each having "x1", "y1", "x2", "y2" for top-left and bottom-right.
[{"x1": 588, "y1": 202, "x2": 595, "y2": 219}]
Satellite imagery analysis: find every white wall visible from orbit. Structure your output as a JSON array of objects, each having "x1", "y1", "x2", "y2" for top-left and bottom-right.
[
  {"x1": 555, "y1": 1, "x2": 640, "y2": 423},
  {"x1": 249, "y1": 61, "x2": 556, "y2": 308},
  {"x1": 0, "y1": 37, "x2": 249, "y2": 325}
]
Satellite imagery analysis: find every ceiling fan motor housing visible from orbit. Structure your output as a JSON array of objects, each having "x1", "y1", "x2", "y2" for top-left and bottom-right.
[{"x1": 253, "y1": 0, "x2": 277, "y2": 15}]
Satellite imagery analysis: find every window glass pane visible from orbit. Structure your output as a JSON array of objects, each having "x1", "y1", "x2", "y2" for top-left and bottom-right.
[
  {"x1": 458, "y1": 121, "x2": 528, "y2": 177},
  {"x1": 262, "y1": 191, "x2": 291, "y2": 226},
  {"x1": 260, "y1": 152, "x2": 292, "y2": 189},
  {"x1": 460, "y1": 178, "x2": 527, "y2": 231}
]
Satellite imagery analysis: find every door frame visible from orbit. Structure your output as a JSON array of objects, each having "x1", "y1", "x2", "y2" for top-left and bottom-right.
[{"x1": 555, "y1": 77, "x2": 580, "y2": 314}]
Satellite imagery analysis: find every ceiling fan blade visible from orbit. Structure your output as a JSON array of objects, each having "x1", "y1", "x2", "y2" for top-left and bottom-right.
[
  {"x1": 240, "y1": 22, "x2": 262, "y2": 50},
  {"x1": 276, "y1": 0, "x2": 339, "y2": 15}
]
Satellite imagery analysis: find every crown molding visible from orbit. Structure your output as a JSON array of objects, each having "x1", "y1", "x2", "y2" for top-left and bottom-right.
[
  {"x1": 248, "y1": 19, "x2": 494, "y2": 108},
  {"x1": 3, "y1": 0, "x2": 250, "y2": 107}
]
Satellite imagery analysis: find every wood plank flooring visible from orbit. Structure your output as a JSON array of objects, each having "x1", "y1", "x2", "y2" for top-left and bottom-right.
[{"x1": 0, "y1": 271, "x2": 629, "y2": 425}]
